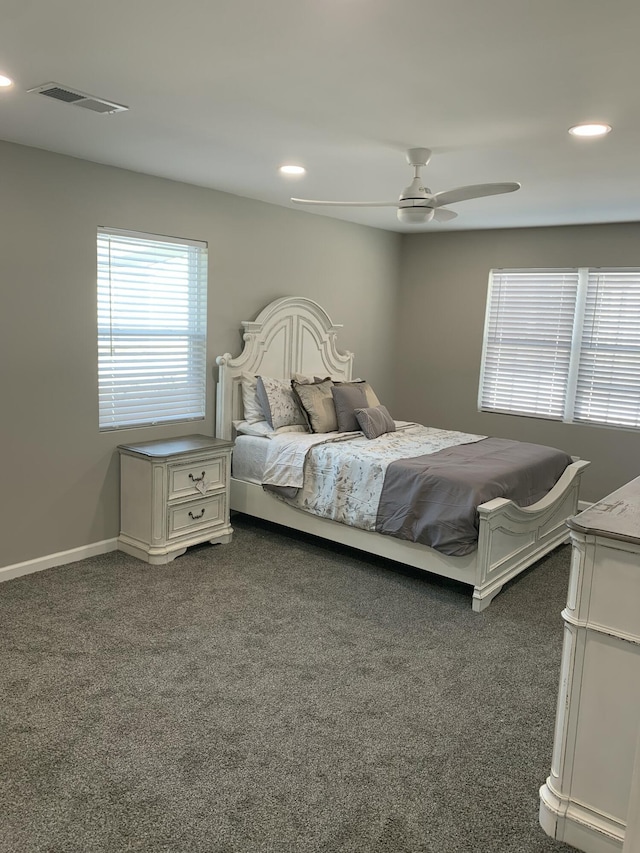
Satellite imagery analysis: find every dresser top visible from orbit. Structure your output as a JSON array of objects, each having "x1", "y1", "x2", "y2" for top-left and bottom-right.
[
  {"x1": 567, "y1": 476, "x2": 640, "y2": 544},
  {"x1": 118, "y1": 434, "x2": 233, "y2": 459}
]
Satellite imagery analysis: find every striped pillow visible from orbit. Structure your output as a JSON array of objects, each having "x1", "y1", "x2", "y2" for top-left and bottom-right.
[{"x1": 354, "y1": 405, "x2": 396, "y2": 440}]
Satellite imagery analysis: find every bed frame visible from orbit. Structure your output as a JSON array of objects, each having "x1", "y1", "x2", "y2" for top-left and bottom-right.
[{"x1": 215, "y1": 296, "x2": 589, "y2": 612}]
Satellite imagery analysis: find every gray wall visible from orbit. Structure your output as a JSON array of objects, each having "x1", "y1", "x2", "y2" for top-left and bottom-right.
[
  {"x1": 3, "y1": 138, "x2": 639, "y2": 569},
  {"x1": 396, "y1": 223, "x2": 640, "y2": 503},
  {"x1": 0, "y1": 141, "x2": 401, "y2": 568}
]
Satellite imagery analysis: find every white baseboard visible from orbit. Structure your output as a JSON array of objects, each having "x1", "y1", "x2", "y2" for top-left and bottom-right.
[
  {"x1": 0, "y1": 539, "x2": 119, "y2": 583},
  {"x1": 0, "y1": 499, "x2": 598, "y2": 585},
  {"x1": 540, "y1": 783, "x2": 624, "y2": 853}
]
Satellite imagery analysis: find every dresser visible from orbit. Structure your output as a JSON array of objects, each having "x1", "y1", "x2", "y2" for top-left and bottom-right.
[
  {"x1": 118, "y1": 434, "x2": 234, "y2": 564},
  {"x1": 539, "y1": 478, "x2": 640, "y2": 853},
  {"x1": 624, "y1": 726, "x2": 640, "y2": 853}
]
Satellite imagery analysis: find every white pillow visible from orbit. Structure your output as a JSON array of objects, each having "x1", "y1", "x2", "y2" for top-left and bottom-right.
[
  {"x1": 241, "y1": 373, "x2": 264, "y2": 424},
  {"x1": 234, "y1": 420, "x2": 308, "y2": 437},
  {"x1": 234, "y1": 419, "x2": 273, "y2": 436}
]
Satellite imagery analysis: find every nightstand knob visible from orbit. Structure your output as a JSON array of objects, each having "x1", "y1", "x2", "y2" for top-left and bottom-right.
[
  {"x1": 188, "y1": 471, "x2": 206, "y2": 483},
  {"x1": 188, "y1": 508, "x2": 205, "y2": 520}
]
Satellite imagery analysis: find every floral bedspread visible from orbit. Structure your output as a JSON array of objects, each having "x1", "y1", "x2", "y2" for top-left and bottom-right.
[{"x1": 263, "y1": 424, "x2": 486, "y2": 532}]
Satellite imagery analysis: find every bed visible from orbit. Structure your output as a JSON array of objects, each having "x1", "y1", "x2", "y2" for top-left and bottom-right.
[{"x1": 215, "y1": 296, "x2": 589, "y2": 611}]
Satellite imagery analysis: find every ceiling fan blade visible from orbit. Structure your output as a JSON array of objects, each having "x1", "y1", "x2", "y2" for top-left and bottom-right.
[
  {"x1": 433, "y1": 207, "x2": 458, "y2": 222},
  {"x1": 430, "y1": 182, "x2": 521, "y2": 209},
  {"x1": 291, "y1": 198, "x2": 399, "y2": 207}
]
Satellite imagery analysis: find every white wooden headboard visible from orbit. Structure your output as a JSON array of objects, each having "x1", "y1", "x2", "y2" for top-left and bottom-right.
[{"x1": 215, "y1": 296, "x2": 354, "y2": 439}]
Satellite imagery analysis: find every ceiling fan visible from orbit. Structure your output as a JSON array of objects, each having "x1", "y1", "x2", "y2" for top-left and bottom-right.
[{"x1": 291, "y1": 147, "x2": 521, "y2": 225}]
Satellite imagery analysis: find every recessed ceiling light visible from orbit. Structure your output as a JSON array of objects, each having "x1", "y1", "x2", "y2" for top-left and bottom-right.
[
  {"x1": 0, "y1": 74, "x2": 14, "y2": 88},
  {"x1": 279, "y1": 165, "x2": 306, "y2": 176},
  {"x1": 568, "y1": 123, "x2": 612, "y2": 137}
]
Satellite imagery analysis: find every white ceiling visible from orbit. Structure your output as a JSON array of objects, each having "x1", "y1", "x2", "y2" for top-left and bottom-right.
[{"x1": 2, "y1": 0, "x2": 640, "y2": 233}]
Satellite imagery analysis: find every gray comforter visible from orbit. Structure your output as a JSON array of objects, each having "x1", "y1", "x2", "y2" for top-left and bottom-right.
[{"x1": 376, "y1": 437, "x2": 573, "y2": 556}]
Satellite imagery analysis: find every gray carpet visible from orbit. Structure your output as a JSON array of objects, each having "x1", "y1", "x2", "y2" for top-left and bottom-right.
[{"x1": 0, "y1": 514, "x2": 574, "y2": 853}]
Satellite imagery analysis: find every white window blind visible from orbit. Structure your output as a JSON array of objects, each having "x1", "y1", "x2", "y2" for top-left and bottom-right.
[
  {"x1": 574, "y1": 268, "x2": 640, "y2": 429},
  {"x1": 479, "y1": 269, "x2": 579, "y2": 420},
  {"x1": 98, "y1": 228, "x2": 208, "y2": 430}
]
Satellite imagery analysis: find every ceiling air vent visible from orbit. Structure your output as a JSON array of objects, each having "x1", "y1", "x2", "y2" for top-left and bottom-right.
[{"x1": 27, "y1": 82, "x2": 128, "y2": 114}]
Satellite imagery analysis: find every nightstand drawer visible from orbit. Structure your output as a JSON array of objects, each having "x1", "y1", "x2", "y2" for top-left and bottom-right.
[
  {"x1": 167, "y1": 494, "x2": 226, "y2": 539},
  {"x1": 167, "y1": 456, "x2": 227, "y2": 500}
]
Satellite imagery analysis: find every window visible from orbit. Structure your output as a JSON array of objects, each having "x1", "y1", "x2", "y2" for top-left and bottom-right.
[
  {"x1": 479, "y1": 268, "x2": 640, "y2": 430},
  {"x1": 98, "y1": 228, "x2": 207, "y2": 430}
]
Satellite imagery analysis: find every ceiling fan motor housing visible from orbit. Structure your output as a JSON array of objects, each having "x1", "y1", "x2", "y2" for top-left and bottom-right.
[
  {"x1": 397, "y1": 175, "x2": 435, "y2": 223},
  {"x1": 397, "y1": 206, "x2": 435, "y2": 224},
  {"x1": 400, "y1": 177, "x2": 431, "y2": 200}
]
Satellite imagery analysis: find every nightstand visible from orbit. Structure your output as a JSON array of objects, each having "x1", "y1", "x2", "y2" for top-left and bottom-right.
[{"x1": 117, "y1": 434, "x2": 234, "y2": 564}]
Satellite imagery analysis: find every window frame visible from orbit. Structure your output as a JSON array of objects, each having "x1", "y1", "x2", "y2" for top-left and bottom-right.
[
  {"x1": 478, "y1": 266, "x2": 640, "y2": 431},
  {"x1": 97, "y1": 226, "x2": 208, "y2": 432}
]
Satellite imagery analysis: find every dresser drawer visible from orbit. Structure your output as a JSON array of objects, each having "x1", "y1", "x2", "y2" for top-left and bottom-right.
[
  {"x1": 167, "y1": 494, "x2": 226, "y2": 539},
  {"x1": 167, "y1": 455, "x2": 227, "y2": 501}
]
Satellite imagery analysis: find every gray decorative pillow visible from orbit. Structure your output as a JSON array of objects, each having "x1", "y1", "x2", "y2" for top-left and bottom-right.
[
  {"x1": 355, "y1": 405, "x2": 396, "y2": 440},
  {"x1": 241, "y1": 373, "x2": 264, "y2": 424},
  {"x1": 292, "y1": 378, "x2": 337, "y2": 433},
  {"x1": 331, "y1": 383, "x2": 369, "y2": 432},
  {"x1": 334, "y1": 379, "x2": 381, "y2": 408},
  {"x1": 256, "y1": 376, "x2": 308, "y2": 431}
]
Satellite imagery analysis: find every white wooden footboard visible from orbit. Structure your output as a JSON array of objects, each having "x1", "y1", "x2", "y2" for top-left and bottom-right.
[
  {"x1": 472, "y1": 459, "x2": 590, "y2": 611},
  {"x1": 229, "y1": 459, "x2": 589, "y2": 612}
]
